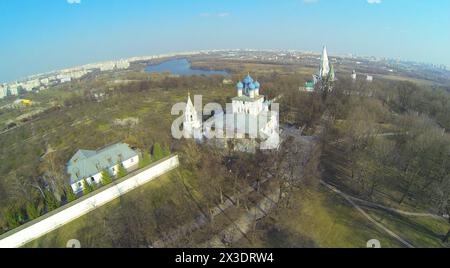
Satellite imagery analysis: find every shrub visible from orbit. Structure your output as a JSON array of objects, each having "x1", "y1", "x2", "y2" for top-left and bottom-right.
[
  {"x1": 82, "y1": 180, "x2": 93, "y2": 195},
  {"x1": 4, "y1": 208, "x2": 21, "y2": 229},
  {"x1": 139, "y1": 152, "x2": 152, "y2": 168},
  {"x1": 45, "y1": 191, "x2": 60, "y2": 212},
  {"x1": 153, "y1": 143, "x2": 164, "y2": 161},
  {"x1": 101, "y1": 169, "x2": 113, "y2": 185},
  {"x1": 117, "y1": 162, "x2": 127, "y2": 179},
  {"x1": 26, "y1": 202, "x2": 40, "y2": 220},
  {"x1": 66, "y1": 186, "x2": 77, "y2": 202}
]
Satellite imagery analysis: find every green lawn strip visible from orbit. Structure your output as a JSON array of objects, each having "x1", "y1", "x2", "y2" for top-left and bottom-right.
[
  {"x1": 236, "y1": 185, "x2": 403, "y2": 248},
  {"x1": 363, "y1": 206, "x2": 449, "y2": 248}
]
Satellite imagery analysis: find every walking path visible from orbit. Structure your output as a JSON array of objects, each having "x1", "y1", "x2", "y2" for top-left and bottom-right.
[
  {"x1": 320, "y1": 180, "x2": 415, "y2": 248},
  {"x1": 205, "y1": 187, "x2": 280, "y2": 248},
  {"x1": 152, "y1": 177, "x2": 270, "y2": 247},
  {"x1": 347, "y1": 194, "x2": 443, "y2": 219}
]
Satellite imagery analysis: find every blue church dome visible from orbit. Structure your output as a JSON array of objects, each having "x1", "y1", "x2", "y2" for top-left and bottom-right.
[
  {"x1": 254, "y1": 81, "x2": 260, "y2": 88},
  {"x1": 236, "y1": 81, "x2": 244, "y2": 89},
  {"x1": 243, "y1": 74, "x2": 254, "y2": 84},
  {"x1": 249, "y1": 83, "x2": 256, "y2": 90}
]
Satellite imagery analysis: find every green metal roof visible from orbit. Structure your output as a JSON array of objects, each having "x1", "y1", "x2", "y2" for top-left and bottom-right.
[
  {"x1": 67, "y1": 143, "x2": 138, "y2": 184},
  {"x1": 305, "y1": 81, "x2": 315, "y2": 87}
]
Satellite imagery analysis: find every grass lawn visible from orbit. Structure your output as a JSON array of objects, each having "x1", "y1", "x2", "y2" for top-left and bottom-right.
[
  {"x1": 237, "y1": 184, "x2": 403, "y2": 248},
  {"x1": 320, "y1": 142, "x2": 449, "y2": 248},
  {"x1": 364, "y1": 207, "x2": 450, "y2": 248},
  {"x1": 379, "y1": 74, "x2": 436, "y2": 86}
]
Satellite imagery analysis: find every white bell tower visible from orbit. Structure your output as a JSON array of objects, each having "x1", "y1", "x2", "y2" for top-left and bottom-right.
[{"x1": 183, "y1": 92, "x2": 202, "y2": 138}]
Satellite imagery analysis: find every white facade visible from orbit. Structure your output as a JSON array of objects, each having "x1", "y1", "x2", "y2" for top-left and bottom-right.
[
  {"x1": 319, "y1": 46, "x2": 330, "y2": 78},
  {"x1": 60, "y1": 76, "x2": 72, "y2": 83},
  {"x1": 71, "y1": 172, "x2": 103, "y2": 193},
  {"x1": 100, "y1": 62, "x2": 116, "y2": 71},
  {"x1": 122, "y1": 155, "x2": 139, "y2": 170},
  {"x1": 367, "y1": 75, "x2": 373, "y2": 82},
  {"x1": 232, "y1": 96, "x2": 265, "y2": 116},
  {"x1": 22, "y1": 79, "x2": 40, "y2": 92},
  {"x1": 97, "y1": 60, "x2": 130, "y2": 71},
  {"x1": 115, "y1": 60, "x2": 130, "y2": 70},
  {"x1": 40, "y1": 78, "x2": 50, "y2": 85},
  {"x1": 183, "y1": 94, "x2": 203, "y2": 139},
  {"x1": 9, "y1": 84, "x2": 19, "y2": 96},
  {"x1": 230, "y1": 75, "x2": 279, "y2": 150},
  {"x1": 260, "y1": 112, "x2": 280, "y2": 150},
  {"x1": 70, "y1": 155, "x2": 139, "y2": 194},
  {"x1": 0, "y1": 85, "x2": 6, "y2": 98}
]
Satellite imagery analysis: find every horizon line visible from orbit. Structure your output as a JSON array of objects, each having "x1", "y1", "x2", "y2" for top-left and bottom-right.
[{"x1": 1, "y1": 48, "x2": 449, "y2": 85}]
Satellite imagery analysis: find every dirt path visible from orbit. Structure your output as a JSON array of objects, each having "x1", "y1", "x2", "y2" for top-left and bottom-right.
[
  {"x1": 204, "y1": 187, "x2": 280, "y2": 248},
  {"x1": 347, "y1": 194, "x2": 443, "y2": 219},
  {"x1": 152, "y1": 177, "x2": 271, "y2": 248},
  {"x1": 320, "y1": 180, "x2": 415, "y2": 248}
]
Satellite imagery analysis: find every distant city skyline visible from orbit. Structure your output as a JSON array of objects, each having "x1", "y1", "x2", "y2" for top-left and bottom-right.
[{"x1": 1, "y1": 0, "x2": 449, "y2": 83}]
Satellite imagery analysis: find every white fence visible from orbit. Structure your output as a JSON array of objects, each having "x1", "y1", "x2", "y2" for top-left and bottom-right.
[{"x1": 0, "y1": 155, "x2": 179, "y2": 248}]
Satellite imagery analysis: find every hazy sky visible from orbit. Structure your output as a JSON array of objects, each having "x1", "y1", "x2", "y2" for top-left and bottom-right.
[{"x1": 1, "y1": 0, "x2": 449, "y2": 83}]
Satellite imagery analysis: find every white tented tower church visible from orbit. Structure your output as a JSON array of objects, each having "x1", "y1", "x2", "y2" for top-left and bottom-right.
[
  {"x1": 319, "y1": 46, "x2": 331, "y2": 79},
  {"x1": 313, "y1": 46, "x2": 336, "y2": 88},
  {"x1": 303, "y1": 46, "x2": 336, "y2": 92}
]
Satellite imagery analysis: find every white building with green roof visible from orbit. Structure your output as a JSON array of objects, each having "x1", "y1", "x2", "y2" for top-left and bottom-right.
[{"x1": 67, "y1": 143, "x2": 139, "y2": 193}]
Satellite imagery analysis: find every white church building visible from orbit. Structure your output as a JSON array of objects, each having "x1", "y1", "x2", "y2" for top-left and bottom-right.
[{"x1": 183, "y1": 74, "x2": 280, "y2": 152}]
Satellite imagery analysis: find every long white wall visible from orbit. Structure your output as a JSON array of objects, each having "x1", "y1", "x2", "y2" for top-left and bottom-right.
[{"x1": 0, "y1": 155, "x2": 179, "y2": 248}]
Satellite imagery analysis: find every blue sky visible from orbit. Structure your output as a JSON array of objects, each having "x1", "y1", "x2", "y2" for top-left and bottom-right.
[{"x1": 0, "y1": 0, "x2": 449, "y2": 83}]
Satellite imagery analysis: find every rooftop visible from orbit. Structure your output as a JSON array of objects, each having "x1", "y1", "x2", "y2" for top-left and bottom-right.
[
  {"x1": 205, "y1": 111, "x2": 276, "y2": 137},
  {"x1": 232, "y1": 95, "x2": 264, "y2": 102},
  {"x1": 67, "y1": 143, "x2": 138, "y2": 184}
]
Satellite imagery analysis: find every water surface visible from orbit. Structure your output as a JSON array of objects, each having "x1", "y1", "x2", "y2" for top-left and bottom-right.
[{"x1": 145, "y1": 58, "x2": 229, "y2": 76}]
